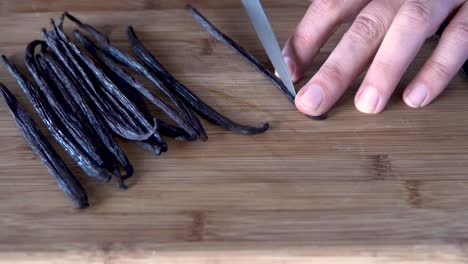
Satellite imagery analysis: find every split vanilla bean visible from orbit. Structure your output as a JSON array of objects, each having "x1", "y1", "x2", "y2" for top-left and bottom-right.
[{"x1": 186, "y1": 4, "x2": 327, "y2": 120}]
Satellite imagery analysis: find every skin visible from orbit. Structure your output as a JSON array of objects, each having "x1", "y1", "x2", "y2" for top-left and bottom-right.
[{"x1": 281, "y1": 0, "x2": 468, "y2": 115}]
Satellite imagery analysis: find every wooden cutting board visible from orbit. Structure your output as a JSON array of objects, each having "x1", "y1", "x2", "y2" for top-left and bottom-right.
[{"x1": 0, "y1": 1, "x2": 467, "y2": 263}]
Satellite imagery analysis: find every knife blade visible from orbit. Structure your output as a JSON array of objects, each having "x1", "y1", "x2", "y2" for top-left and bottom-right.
[{"x1": 241, "y1": 0, "x2": 296, "y2": 96}]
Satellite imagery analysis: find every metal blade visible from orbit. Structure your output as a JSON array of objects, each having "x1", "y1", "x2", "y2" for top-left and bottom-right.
[{"x1": 241, "y1": 0, "x2": 296, "y2": 96}]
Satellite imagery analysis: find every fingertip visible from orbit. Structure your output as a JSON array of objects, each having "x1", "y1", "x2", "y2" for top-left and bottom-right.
[
  {"x1": 295, "y1": 96, "x2": 310, "y2": 115},
  {"x1": 403, "y1": 83, "x2": 428, "y2": 108},
  {"x1": 295, "y1": 84, "x2": 324, "y2": 116},
  {"x1": 354, "y1": 86, "x2": 381, "y2": 114}
]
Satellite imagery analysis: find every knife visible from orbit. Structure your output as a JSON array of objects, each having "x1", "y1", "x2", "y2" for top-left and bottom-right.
[{"x1": 241, "y1": 0, "x2": 296, "y2": 96}]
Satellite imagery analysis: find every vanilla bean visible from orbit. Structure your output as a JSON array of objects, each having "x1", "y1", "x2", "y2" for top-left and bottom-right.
[
  {"x1": 94, "y1": 55, "x2": 169, "y2": 152},
  {"x1": 41, "y1": 27, "x2": 155, "y2": 141},
  {"x1": 74, "y1": 29, "x2": 196, "y2": 142},
  {"x1": 46, "y1": 24, "x2": 159, "y2": 138},
  {"x1": 52, "y1": 30, "x2": 169, "y2": 156},
  {"x1": 41, "y1": 50, "x2": 144, "y2": 140},
  {"x1": 127, "y1": 26, "x2": 270, "y2": 135},
  {"x1": 0, "y1": 83, "x2": 89, "y2": 208},
  {"x1": 25, "y1": 40, "x2": 105, "y2": 167},
  {"x1": 0, "y1": 55, "x2": 112, "y2": 182},
  {"x1": 112, "y1": 72, "x2": 192, "y2": 141},
  {"x1": 186, "y1": 4, "x2": 327, "y2": 121},
  {"x1": 39, "y1": 52, "x2": 134, "y2": 184},
  {"x1": 64, "y1": 12, "x2": 207, "y2": 140},
  {"x1": 108, "y1": 69, "x2": 192, "y2": 141},
  {"x1": 50, "y1": 22, "x2": 170, "y2": 156}
]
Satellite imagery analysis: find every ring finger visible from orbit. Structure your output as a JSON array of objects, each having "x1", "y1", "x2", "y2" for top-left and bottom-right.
[
  {"x1": 404, "y1": 2, "x2": 468, "y2": 108},
  {"x1": 355, "y1": 0, "x2": 465, "y2": 114}
]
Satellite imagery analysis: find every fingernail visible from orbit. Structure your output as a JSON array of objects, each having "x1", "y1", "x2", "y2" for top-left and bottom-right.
[
  {"x1": 405, "y1": 84, "x2": 427, "y2": 108},
  {"x1": 355, "y1": 86, "x2": 380, "y2": 114},
  {"x1": 297, "y1": 85, "x2": 323, "y2": 113}
]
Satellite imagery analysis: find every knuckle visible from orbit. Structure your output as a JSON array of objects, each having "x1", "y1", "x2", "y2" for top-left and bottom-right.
[
  {"x1": 372, "y1": 58, "x2": 399, "y2": 77},
  {"x1": 291, "y1": 30, "x2": 315, "y2": 50},
  {"x1": 347, "y1": 13, "x2": 387, "y2": 44},
  {"x1": 426, "y1": 58, "x2": 452, "y2": 80},
  {"x1": 399, "y1": 0, "x2": 434, "y2": 26},
  {"x1": 319, "y1": 62, "x2": 346, "y2": 85},
  {"x1": 311, "y1": 0, "x2": 344, "y2": 13},
  {"x1": 444, "y1": 19, "x2": 468, "y2": 50}
]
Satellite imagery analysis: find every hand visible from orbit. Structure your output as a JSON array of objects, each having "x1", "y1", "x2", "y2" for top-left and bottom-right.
[{"x1": 282, "y1": 0, "x2": 468, "y2": 115}]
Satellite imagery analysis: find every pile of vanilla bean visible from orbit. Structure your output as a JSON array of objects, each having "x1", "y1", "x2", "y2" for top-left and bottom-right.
[{"x1": 0, "y1": 5, "x2": 322, "y2": 208}]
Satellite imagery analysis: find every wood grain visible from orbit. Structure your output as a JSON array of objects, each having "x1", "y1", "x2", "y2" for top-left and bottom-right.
[{"x1": 0, "y1": 1, "x2": 467, "y2": 263}]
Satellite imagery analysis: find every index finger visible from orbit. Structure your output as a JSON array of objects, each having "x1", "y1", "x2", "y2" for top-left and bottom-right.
[{"x1": 282, "y1": 0, "x2": 371, "y2": 82}]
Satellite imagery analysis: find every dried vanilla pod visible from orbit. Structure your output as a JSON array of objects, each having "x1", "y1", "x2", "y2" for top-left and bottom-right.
[
  {"x1": 39, "y1": 52, "x2": 134, "y2": 184},
  {"x1": 106, "y1": 68, "x2": 192, "y2": 141},
  {"x1": 41, "y1": 27, "x2": 155, "y2": 141},
  {"x1": 50, "y1": 22, "x2": 171, "y2": 156},
  {"x1": 0, "y1": 82, "x2": 89, "y2": 208},
  {"x1": 74, "y1": 30, "x2": 197, "y2": 142},
  {"x1": 93, "y1": 55, "x2": 169, "y2": 153},
  {"x1": 52, "y1": 21, "x2": 161, "y2": 135},
  {"x1": 53, "y1": 33, "x2": 168, "y2": 155},
  {"x1": 64, "y1": 12, "x2": 207, "y2": 140},
  {"x1": 41, "y1": 50, "x2": 143, "y2": 140},
  {"x1": 186, "y1": 4, "x2": 327, "y2": 121},
  {"x1": 127, "y1": 26, "x2": 270, "y2": 135},
  {"x1": 0, "y1": 55, "x2": 113, "y2": 182},
  {"x1": 25, "y1": 40, "x2": 105, "y2": 167}
]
